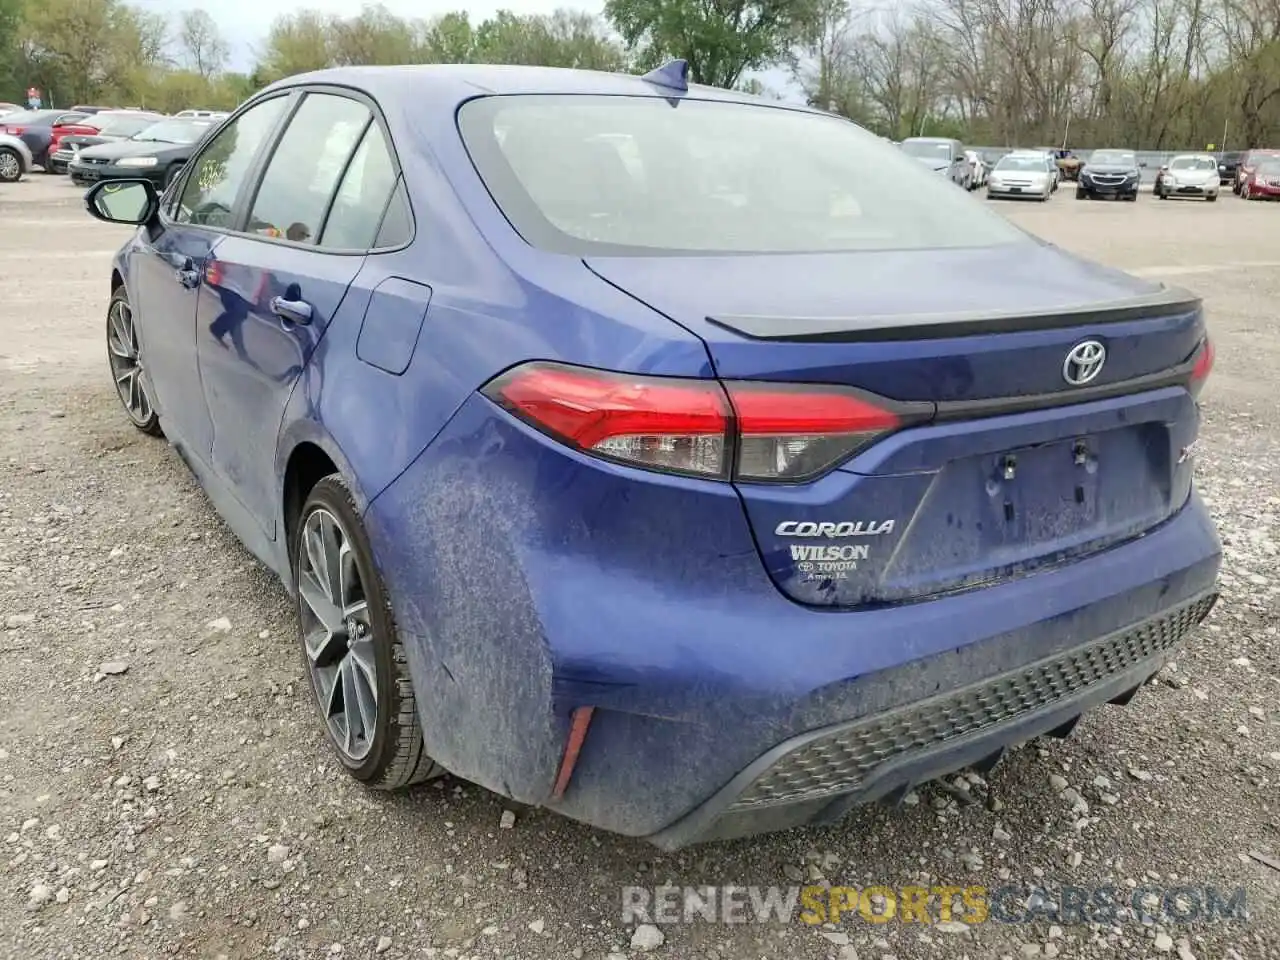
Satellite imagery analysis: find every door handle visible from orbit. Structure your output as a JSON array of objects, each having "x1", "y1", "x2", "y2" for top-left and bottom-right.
[
  {"x1": 270, "y1": 296, "x2": 312, "y2": 326},
  {"x1": 165, "y1": 253, "x2": 199, "y2": 289}
]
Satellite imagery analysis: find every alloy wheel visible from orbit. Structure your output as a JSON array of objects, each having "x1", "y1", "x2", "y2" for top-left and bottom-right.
[
  {"x1": 297, "y1": 507, "x2": 379, "y2": 763},
  {"x1": 107, "y1": 298, "x2": 154, "y2": 426},
  {"x1": 0, "y1": 151, "x2": 20, "y2": 182}
]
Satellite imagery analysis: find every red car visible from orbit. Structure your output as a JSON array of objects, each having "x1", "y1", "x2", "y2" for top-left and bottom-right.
[
  {"x1": 46, "y1": 110, "x2": 152, "y2": 171},
  {"x1": 1241, "y1": 158, "x2": 1280, "y2": 200},
  {"x1": 1233, "y1": 149, "x2": 1280, "y2": 193}
]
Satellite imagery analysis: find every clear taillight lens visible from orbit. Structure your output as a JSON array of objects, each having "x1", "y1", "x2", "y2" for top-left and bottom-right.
[{"x1": 482, "y1": 362, "x2": 911, "y2": 483}]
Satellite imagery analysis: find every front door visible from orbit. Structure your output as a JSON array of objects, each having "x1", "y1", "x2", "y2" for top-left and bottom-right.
[
  {"x1": 153, "y1": 92, "x2": 293, "y2": 462},
  {"x1": 193, "y1": 91, "x2": 377, "y2": 538}
]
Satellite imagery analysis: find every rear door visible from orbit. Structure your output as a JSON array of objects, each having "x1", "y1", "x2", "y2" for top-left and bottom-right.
[{"x1": 194, "y1": 89, "x2": 377, "y2": 538}]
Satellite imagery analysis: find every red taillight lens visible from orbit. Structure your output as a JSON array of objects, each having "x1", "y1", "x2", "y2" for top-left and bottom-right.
[
  {"x1": 5, "y1": 125, "x2": 24, "y2": 135},
  {"x1": 727, "y1": 382, "x2": 901, "y2": 482},
  {"x1": 482, "y1": 362, "x2": 909, "y2": 483},
  {"x1": 483, "y1": 362, "x2": 731, "y2": 478},
  {"x1": 1189, "y1": 337, "x2": 1214, "y2": 397}
]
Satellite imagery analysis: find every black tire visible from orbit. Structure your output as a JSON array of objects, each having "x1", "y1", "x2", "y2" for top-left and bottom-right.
[
  {"x1": 1207, "y1": 193, "x2": 1217, "y2": 203},
  {"x1": 1075, "y1": 187, "x2": 1086, "y2": 200},
  {"x1": 106, "y1": 287, "x2": 162, "y2": 436},
  {"x1": 0, "y1": 147, "x2": 21, "y2": 183},
  {"x1": 293, "y1": 475, "x2": 441, "y2": 791}
]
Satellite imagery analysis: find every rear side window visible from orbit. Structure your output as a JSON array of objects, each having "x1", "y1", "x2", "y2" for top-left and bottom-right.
[
  {"x1": 460, "y1": 96, "x2": 1025, "y2": 256},
  {"x1": 246, "y1": 93, "x2": 371, "y2": 244},
  {"x1": 319, "y1": 123, "x2": 400, "y2": 250}
]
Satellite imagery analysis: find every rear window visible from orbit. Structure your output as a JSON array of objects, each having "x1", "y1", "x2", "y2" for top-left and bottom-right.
[
  {"x1": 459, "y1": 96, "x2": 1026, "y2": 257},
  {"x1": 97, "y1": 115, "x2": 161, "y2": 137}
]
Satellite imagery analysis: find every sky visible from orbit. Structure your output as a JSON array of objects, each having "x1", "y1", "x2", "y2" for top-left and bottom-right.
[{"x1": 139, "y1": 0, "x2": 801, "y2": 99}]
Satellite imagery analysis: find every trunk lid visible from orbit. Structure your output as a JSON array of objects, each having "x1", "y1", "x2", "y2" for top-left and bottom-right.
[{"x1": 586, "y1": 246, "x2": 1206, "y2": 607}]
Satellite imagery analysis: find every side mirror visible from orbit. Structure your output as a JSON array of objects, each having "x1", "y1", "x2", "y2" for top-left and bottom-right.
[{"x1": 84, "y1": 178, "x2": 158, "y2": 225}]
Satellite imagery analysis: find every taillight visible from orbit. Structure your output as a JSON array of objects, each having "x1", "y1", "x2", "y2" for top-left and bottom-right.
[
  {"x1": 5, "y1": 125, "x2": 24, "y2": 135},
  {"x1": 727, "y1": 382, "x2": 901, "y2": 481},
  {"x1": 482, "y1": 362, "x2": 913, "y2": 483},
  {"x1": 1189, "y1": 337, "x2": 1214, "y2": 398}
]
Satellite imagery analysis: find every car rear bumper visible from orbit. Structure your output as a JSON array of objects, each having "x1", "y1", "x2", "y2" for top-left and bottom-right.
[
  {"x1": 648, "y1": 590, "x2": 1216, "y2": 848},
  {"x1": 364, "y1": 394, "x2": 1222, "y2": 846}
]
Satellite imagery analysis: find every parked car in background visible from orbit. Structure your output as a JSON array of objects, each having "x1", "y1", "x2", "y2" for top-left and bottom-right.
[
  {"x1": 47, "y1": 110, "x2": 165, "y2": 173},
  {"x1": 963, "y1": 149, "x2": 987, "y2": 189},
  {"x1": 70, "y1": 105, "x2": 114, "y2": 114},
  {"x1": 1234, "y1": 149, "x2": 1280, "y2": 194},
  {"x1": 1240, "y1": 158, "x2": 1280, "y2": 200},
  {"x1": 174, "y1": 109, "x2": 228, "y2": 120},
  {"x1": 1076, "y1": 148, "x2": 1141, "y2": 201},
  {"x1": 68, "y1": 117, "x2": 215, "y2": 188},
  {"x1": 899, "y1": 136, "x2": 971, "y2": 188},
  {"x1": 1216, "y1": 151, "x2": 1243, "y2": 185},
  {"x1": 0, "y1": 109, "x2": 88, "y2": 171},
  {"x1": 0, "y1": 102, "x2": 21, "y2": 118},
  {"x1": 1155, "y1": 154, "x2": 1220, "y2": 201},
  {"x1": 48, "y1": 111, "x2": 167, "y2": 173},
  {"x1": 81, "y1": 64, "x2": 1220, "y2": 849},
  {"x1": 986, "y1": 151, "x2": 1054, "y2": 201},
  {"x1": 0, "y1": 132, "x2": 32, "y2": 182}
]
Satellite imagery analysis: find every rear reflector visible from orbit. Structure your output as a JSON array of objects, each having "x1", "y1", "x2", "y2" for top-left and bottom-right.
[
  {"x1": 482, "y1": 361, "x2": 910, "y2": 483},
  {"x1": 1189, "y1": 337, "x2": 1213, "y2": 398}
]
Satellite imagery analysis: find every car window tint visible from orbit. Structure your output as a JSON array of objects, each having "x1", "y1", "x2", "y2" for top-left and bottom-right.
[
  {"x1": 461, "y1": 96, "x2": 1026, "y2": 255},
  {"x1": 174, "y1": 96, "x2": 288, "y2": 228},
  {"x1": 320, "y1": 123, "x2": 398, "y2": 250},
  {"x1": 374, "y1": 180, "x2": 413, "y2": 248},
  {"x1": 246, "y1": 93, "x2": 371, "y2": 245}
]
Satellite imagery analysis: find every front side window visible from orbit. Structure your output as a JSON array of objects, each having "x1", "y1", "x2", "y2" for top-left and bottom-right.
[
  {"x1": 246, "y1": 93, "x2": 371, "y2": 245},
  {"x1": 174, "y1": 96, "x2": 289, "y2": 229},
  {"x1": 460, "y1": 97, "x2": 1026, "y2": 256}
]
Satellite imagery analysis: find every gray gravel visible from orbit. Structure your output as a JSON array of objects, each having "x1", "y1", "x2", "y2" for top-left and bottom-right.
[{"x1": 1, "y1": 176, "x2": 1278, "y2": 959}]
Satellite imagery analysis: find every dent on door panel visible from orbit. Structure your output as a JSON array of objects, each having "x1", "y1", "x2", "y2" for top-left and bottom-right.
[{"x1": 356, "y1": 277, "x2": 433, "y2": 375}]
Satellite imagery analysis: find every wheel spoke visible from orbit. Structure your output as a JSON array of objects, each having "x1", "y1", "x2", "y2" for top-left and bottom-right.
[
  {"x1": 299, "y1": 568, "x2": 342, "y2": 633},
  {"x1": 347, "y1": 637, "x2": 378, "y2": 699},
  {"x1": 339, "y1": 660, "x2": 362, "y2": 754}
]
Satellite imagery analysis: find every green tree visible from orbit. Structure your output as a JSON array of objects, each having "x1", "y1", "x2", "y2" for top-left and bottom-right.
[
  {"x1": 257, "y1": 10, "x2": 335, "y2": 82},
  {"x1": 604, "y1": 0, "x2": 817, "y2": 88}
]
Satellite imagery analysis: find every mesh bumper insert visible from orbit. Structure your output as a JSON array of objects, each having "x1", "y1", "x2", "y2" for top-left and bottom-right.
[{"x1": 730, "y1": 594, "x2": 1217, "y2": 811}]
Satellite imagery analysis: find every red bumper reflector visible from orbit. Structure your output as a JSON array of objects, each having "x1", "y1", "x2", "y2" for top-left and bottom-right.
[{"x1": 551, "y1": 706, "x2": 595, "y2": 800}]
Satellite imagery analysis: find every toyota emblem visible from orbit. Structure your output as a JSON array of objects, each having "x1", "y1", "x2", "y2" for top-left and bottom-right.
[{"x1": 1063, "y1": 340, "x2": 1106, "y2": 386}]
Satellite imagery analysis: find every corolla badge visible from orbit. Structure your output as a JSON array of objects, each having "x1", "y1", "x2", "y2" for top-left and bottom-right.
[{"x1": 1063, "y1": 340, "x2": 1107, "y2": 386}]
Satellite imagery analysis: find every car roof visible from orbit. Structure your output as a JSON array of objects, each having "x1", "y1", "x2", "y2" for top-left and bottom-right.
[{"x1": 260, "y1": 64, "x2": 778, "y2": 113}]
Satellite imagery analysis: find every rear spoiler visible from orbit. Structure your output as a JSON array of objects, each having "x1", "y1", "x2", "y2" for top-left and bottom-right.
[{"x1": 705, "y1": 284, "x2": 1202, "y2": 343}]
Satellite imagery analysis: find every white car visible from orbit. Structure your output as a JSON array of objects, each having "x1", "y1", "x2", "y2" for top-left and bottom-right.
[
  {"x1": 986, "y1": 152, "x2": 1054, "y2": 201},
  {"x1": 1156, "y1": 154, "x2": 1220, "y2": 201},
  {"x1": 964, "y1": 149, "x2": 987, "y2": 189}
]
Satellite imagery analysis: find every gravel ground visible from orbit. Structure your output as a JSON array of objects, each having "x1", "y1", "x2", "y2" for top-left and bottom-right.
[{"x1": 1, "y1": 176, "x2": 1278, "y2": 960}]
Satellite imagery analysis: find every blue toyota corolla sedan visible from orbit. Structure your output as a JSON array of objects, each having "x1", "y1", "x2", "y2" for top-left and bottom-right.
[{"x1": 84, "y1": 61, "x2": 1221, "y2": 849}]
